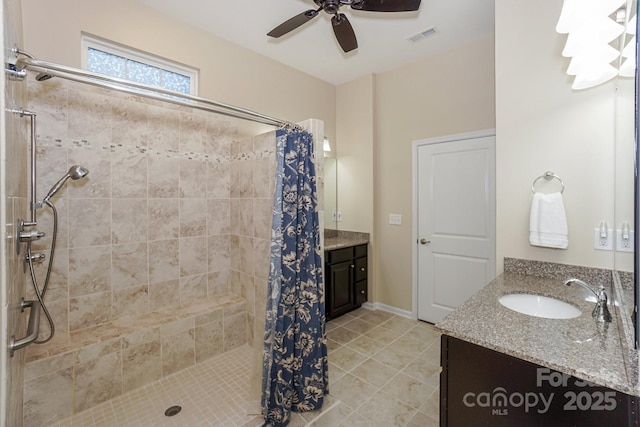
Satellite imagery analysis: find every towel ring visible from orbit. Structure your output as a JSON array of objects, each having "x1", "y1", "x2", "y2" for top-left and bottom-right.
[{"x1": 531, "y1": 171, "x2": 564, "y2": 194}]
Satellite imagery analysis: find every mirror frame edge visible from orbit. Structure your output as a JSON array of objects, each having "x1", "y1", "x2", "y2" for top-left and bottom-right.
[{"x1": 635, "y1": 1, "x2": 639, "y2": 348}]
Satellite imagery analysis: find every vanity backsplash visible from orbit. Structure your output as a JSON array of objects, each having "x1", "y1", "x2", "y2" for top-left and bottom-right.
[{"x1": 504, "y1": 257, "x2": 613, "y2": 286}]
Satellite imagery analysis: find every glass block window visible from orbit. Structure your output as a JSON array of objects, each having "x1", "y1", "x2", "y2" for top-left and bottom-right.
[{"x1": 81, "y1": 34, "x2": 197, "y2": 95}]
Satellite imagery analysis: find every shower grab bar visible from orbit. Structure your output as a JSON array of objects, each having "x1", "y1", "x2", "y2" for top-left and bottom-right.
[
  {"x1": 7, "y1": 109, "x2": 38, "y2": 225},
  {"x1": 9, "y1": 299, "x2": 41, "y2": 357},
  {"x1": 15, "y1": 55, "x2": 300, "y2": 130}
]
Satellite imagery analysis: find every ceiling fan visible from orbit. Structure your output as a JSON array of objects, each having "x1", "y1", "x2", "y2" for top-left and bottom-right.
[{"x1": 267, "y1": 0, "x2": 422, "y2": 53}]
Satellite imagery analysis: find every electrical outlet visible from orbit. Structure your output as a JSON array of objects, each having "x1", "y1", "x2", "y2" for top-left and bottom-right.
[
  {"x1": 615, "y1": 229, "x2": 634, "y2": 252},
  {"x1": 336, "y1": 211, "x2": 342, "y2": 222},
  {"x1": 389, "y1": 214, "x2": 402, "y2": 225},
  {"x1": 332, "y1": 211, "x2": 337, "y2": 221},
  {"x1": 594, "y1": 228, "x2": 613, "y2": 251}
]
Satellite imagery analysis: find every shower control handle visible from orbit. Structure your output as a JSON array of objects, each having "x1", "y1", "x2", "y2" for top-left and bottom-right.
[
  {"x1": 26, "y1": 252, "x2": 46, "y2": 262},
  {"x1": 19, "y1": 229, "x2": 45, "y2": 242}
]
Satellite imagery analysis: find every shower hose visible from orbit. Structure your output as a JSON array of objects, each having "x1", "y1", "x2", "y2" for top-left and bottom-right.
[{"x1": 26, "y1": 199, "x2": 58, "y2": 344}]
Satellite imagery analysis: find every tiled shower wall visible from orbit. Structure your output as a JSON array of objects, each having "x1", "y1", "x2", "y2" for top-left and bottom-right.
[
  {"x1": 231, "y1": 119, "x2": 325, "y2": 353},
  {"x1": 19, "y1": 69, "x2": 324, "y2": 424},
  {"x1": 18, "y1": 77, "x2": 259, "y2": 425},
  {"x1": 2, "y1": 0, "x2": 28, "y2": 425},
  {"x1": 227, "y1": 120, "x2": 324, "y2": 412},
  {"x1": 228, "y1": 131, "x2": 276, "y2": 352},
  {"x1": 24, "y1": 78, "x2": 240, "y2": 345}
]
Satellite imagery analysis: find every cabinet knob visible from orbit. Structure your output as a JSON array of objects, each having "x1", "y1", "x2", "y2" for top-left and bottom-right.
[
  {"x1": 360, "y1": 290, "x2": 365, "y2": 294},
  {"x1": 360, "y1": 267, "x2": 365, "y2": 271},
  {"x1": 350, "y1": 264, "x2": 355, "y2": 269}
]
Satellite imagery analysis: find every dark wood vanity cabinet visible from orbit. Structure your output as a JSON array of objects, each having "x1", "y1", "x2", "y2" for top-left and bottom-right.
[
  {"x1": 325, "y1": 244, "x2": 367, "y2": 320},
  {"x1": 440, "y1": 335, "x2": 639, "y2": 427}
]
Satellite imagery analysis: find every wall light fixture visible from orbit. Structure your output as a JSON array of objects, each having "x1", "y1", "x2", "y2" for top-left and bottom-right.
[{"x1": 557, "y1": 0, "x2": 636, "y2": 89}]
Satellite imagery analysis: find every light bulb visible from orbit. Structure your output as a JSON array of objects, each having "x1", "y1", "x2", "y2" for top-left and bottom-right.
[{"x1": 323, "y1": 137, "x2": 331, "y2": 152}]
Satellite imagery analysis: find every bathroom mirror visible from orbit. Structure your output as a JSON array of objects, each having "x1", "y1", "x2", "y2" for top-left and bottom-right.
[
  {"x1": 603, "y1": 0, "x2": 637, "y2": 348},
  {"x1": 612, "y1": 61, "x2": 635, "y2": 317},
  {"x1": 628, "y1": 0, "x2": 639, "y2": 348},
  {"x1": 324, "y1": 145, "x2": 338, "y2": 231},
  {"x1": 615, "y1": 68, "x2": 636, "y2": 347}
]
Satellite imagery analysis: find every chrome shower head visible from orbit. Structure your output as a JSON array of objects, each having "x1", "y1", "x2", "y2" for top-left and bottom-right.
[
  {"x1": 68, "y1": 165, "x2": 89, "y2": 180},
  {"x1": 42, "y1": 165, "x2": 89, "y2": 203}
]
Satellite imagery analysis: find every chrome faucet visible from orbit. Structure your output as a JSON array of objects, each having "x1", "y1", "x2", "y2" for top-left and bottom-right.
[{"x1": 562, "y1": 278, "x2": 612, "y2": 323}]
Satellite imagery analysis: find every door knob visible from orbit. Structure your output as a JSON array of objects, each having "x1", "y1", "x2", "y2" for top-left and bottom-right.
[{"x1": 419, "y1": 238, "x2": 430, "y2": 245}]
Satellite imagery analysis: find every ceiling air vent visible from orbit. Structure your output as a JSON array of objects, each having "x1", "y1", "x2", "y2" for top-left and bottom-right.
[{"x1": 407, "y1": 27, "x2": 438, "y2": 43}]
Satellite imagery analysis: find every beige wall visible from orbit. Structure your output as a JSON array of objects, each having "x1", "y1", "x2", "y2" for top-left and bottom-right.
[
  {"x1": 495, "y1": 0, "x2": 618, "y2": 274},
  {"x1": 373, "y1": 35, "x2": 496, "y2": 311},
  {"x1": 21, "y1": 0, "x2": 336, "y2": 142}
]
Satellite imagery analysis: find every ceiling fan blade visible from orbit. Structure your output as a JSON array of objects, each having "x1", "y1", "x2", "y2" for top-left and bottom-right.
[
  {"x1": 267, "y1": 9, "x2": 320, "y2": 38},
  {"x1": 351, "y1": 0, "x2": 422, "y2": 12},
  {"x1": 331, "y1": 13, "x2": 358, "y2": 53}
]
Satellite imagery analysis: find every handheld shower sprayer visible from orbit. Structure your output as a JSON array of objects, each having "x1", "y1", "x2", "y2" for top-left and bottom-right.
[
  {"x1": 42, "y1": 165, "x2": 89, "y2": 203},
  {"x1": 24, "y1": 165, "x2": 89, "y2": 346}
]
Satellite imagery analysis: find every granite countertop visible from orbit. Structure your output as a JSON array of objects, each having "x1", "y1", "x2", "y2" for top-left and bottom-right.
[
  {"x1": 324, "y1": 230, "x2": 369, "y2": 251},
  {"x1": 435, "y1": 272, "x2": 640, "y2": 397}
]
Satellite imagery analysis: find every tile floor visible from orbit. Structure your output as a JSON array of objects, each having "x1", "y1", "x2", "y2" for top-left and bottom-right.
[{"x1": 48, "y1": 308, "x2": 441, "y2": 426}]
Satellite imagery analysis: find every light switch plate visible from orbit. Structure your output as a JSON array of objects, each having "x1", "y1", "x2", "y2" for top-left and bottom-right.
[{"x1": 389, "y1": 214, "x2": 402, "y2": 225}]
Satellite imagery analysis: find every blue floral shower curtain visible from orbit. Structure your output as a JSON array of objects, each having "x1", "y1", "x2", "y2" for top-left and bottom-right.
[{"x1": 261, "y1": 128, "x2": 328, "y2": 427}]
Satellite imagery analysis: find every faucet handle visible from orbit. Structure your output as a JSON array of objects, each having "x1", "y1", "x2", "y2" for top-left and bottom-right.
[
  {"x1": 596, "y1": 284, "x2": 609, "y2": 301},
  {"x1": 562, "y1": 278, "x2": 611, "y2": 323},
  {"x1": 593, "y1": 284, "x2": 612, "y2": 323}
]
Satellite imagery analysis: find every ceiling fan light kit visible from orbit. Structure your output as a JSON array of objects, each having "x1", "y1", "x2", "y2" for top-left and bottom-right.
[{"x1": 267, "y1": 0, "x2": 422, "y2": 53}]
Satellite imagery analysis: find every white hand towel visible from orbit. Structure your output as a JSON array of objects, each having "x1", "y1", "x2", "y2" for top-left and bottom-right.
[{"x1": 529, "y1": 192, "x2": 568, "y2": 249}]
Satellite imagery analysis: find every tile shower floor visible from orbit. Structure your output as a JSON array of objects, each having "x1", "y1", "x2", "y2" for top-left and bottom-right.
[{"x1": 50, "y1": 308, "x2": 440, "y2": 427}]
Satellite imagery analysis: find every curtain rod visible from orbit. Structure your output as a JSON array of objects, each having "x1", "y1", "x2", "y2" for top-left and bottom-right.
[{"x1": 14, "y1": 51, "x2": 298, "y2": 129}]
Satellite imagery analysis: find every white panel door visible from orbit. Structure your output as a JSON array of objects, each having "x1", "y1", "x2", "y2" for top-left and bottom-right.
[{"x1": 416, "y1": 134, "x2": 496, "y2": 323}]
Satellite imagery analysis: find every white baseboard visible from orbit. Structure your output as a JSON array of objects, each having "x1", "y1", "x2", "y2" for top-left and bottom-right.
[{"x1": 361, "y1": 302, "x2": 413, "y2": 319}]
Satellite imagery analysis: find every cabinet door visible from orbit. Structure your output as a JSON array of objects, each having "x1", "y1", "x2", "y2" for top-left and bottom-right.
[
  {"x1": 355, "y1": 279, "x2": 367, "y2": 306},
  {"x1": 441, "y1": 335, "x2": 638, "y2": 427},
  {"x1": 355, "y1": 257, "x2": 367, "y2": 281},
  {"x1": 327, "y1": 261, "x2": 354, "y2": 318}
]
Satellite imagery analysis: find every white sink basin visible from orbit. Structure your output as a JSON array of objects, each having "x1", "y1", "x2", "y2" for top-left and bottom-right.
[{"x1": 498, "y1": 293, "x2": 582, "y2": 319}]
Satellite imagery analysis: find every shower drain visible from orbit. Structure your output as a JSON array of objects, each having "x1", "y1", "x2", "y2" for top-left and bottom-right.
[{"x1": 164, "y1": 405, "x2": 182, "y2": 417}]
